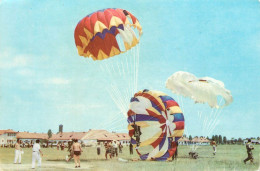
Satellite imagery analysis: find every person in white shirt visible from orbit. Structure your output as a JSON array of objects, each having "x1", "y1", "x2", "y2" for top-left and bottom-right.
[
  {"x1": 32, "y1": 139, "x2": 43, "y2": 169},
  {"x1": 14, "y1": 139, "x2": 22, "y2": 164},
  {"x1": 112, "y1": 141, "x2": 118, "y2": 157}
]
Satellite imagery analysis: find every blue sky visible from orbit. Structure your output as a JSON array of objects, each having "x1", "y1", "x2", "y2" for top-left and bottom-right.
[{"x1": 0, "y1": 0, "x2": 259, "y2": 139}]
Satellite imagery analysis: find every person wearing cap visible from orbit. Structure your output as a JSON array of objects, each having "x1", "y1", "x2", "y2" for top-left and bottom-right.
[{"x1": 32, "y1": 139, "x2": 43, "y2": 169}]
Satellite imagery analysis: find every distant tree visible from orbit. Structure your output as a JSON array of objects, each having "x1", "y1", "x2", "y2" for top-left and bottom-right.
[
  {"x1": 206, "y1": 136, "x2": 209, "y2": 140},
  {"x1": 231, "y1": 138, "x2": 234, "y2": 144},
  {"x1": 223, "y1": 136, "x2": 227, "y2": 144},
  {"x1": 219, "y1": 135, "x2": 222, "y2": 144},
  {"x1": 238, "y1": 138, "x2": 243, "y2": 145},
  {"x1": 212, "y1": 135, "x2": 214, "y2": 141},
  {"x1": 215, "y1": 135, "x2": 219, "y2": 144},
  {"x1": 189, "y1": 135, "x2": 192, "y2": 141},
  {"x1": 47, "y1": 129, "x2": 53, "y2": 139}
]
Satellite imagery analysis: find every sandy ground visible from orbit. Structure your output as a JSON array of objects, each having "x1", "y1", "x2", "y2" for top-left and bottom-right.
[{"x1": 0, "y1": 162, "x2": 94, "y2": 171}]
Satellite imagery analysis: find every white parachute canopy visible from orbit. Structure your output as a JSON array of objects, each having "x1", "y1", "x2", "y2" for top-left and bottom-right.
[{"x1": 166, "y1": 71, "x2": 233, "y2": 108}]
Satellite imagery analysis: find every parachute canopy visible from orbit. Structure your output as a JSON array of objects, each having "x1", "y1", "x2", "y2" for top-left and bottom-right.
[
  {"x1": 127, "y1": 90, "x2": 184, "y2": 161},
  {"x1": 166, "y1": 71, "x2": 233, "y2": 108},
  {"x1": 74, "y1": 8, "x2": 142, "y2": 60}
]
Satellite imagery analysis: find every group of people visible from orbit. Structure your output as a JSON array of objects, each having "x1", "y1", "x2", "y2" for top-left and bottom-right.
[
  {"x1": 12, "y1": 137, "x2": 255, "y2": 169},
  {"x1": 103, "y1": 141, "x2": 123, "y2": 159},
  {"x1": 14, "y1": 139, "x2": 43, "y2": 169},
  {"x1": 210, "y1": 139, "x2": 255, "y2": 164}
]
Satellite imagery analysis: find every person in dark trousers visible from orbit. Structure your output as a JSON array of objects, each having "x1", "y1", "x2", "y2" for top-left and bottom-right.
[
  {"x1": 244, "y1": 139, "x2": 254, "y2": 164},
  {"x1": 129, "y1": 143, "x2": 133, "y2": 155},
  {"x1": 66, "y1": 141, "x2": 73, "y2": 162},
  {"x1": 132, "y1": 121, "x2": 142, "y2": 147},
  {"x1": 97, "y1": 142, "x2": 101, "y2": 155},
  {"x1": 119, "y1": 142, "x2": 123, "y2": 153},
  {"x1": 172, "y1": 142, "x2": 178, "y2": 160}
]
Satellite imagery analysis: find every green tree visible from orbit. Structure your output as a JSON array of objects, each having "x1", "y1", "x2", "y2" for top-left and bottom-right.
[
  {"x1": 237, "y1": 138, "x2": 243, "y2": 145},
  {"x1": 219, "y1": 135, "x2": 222, "y2": 144},
  {"x1": 48, "y1": 129, "x2": 53, "y2": 139},
  {"x1": 223, "y1": 136, "x2": 227, "y2": 144},
  {"x1": 215, "y1": 135, "x2": 219, "y2": 144},
  {"x1": 231, "y1": 138, "x2": 234, "y2": 144},
  {"x1": 189, "y1": 135, "x2": 192, "y2": 141}
]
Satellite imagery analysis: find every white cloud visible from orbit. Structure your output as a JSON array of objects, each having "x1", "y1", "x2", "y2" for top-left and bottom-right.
[
  {"x1": 0, "y1": 49, "x2": 31, "y2": 69},
  {"x1": 0, "y1": 55, "x2": 29, "y2": 69},
  {"x1": 56, "y1": 103, "x2": 105, "y2": 115},
  {"x1": 43, "y1": 78, "x2": 70, "y2": 85},
  {"x1": 16, "y1": 69, "x2": 35, "y2": 77}
]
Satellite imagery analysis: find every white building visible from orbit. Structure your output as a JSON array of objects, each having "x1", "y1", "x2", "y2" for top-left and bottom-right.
[{"x1": 0, "y1": 129, "x2": 17, "y2": 146}]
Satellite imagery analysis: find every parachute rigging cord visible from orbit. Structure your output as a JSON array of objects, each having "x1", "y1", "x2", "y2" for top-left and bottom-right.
[
  {"x1": 166, "y1": 71, "x2": 233, "y2": 151},
  {"x1": 74, "y1": 8, "x2": 142, "y2": 132}
]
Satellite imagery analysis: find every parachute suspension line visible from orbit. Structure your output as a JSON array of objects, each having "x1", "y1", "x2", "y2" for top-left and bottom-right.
[
  {"x1": 109, "y1": 85, "x2": 127, "y2": 116},
  {"x1": 207, "y1": 119, "x2": 220, "y2": 136},
  {"x1": 112, "y1": 84, "x2": 129, "y2": 115},
  {"x1": 101, "y1": 117, "x2": 126, "y2": 131},
  {"x1": 116, "y1": 60, "x2": 129, "y2": 109},
  {"x1": 108, "y1": 121, "x2": 128, "y2": 131},
  {"x1": 96, "y1": 63, "x2": 128, "y2": 124},
  {"x1": 108, "y1": 88, "x2": 125, "y2": 116},
  {"x1": 136, "y1": 43, "x2": 140, "y2": 92},
  {"x1": 121, "y1": 60, "x2": 131, "y2": 109},
  {"x1": 94, "y1": 112, "x2": 124, "y2": 130},
  {"x1": 179, "y1": 96, "x2": 190, "y2": 138},
  {"x1": 124, "y1": 49, "x2": 133, "y2": 101},
  {"x1": 206, "y1": 97, "x2": 224, "y2": 136},
  {"x1": 204, "y1": 109, "x2": 216, "y2": 136},
  {"x1": 131, "y1": 47, "x2": 135, "y2": 95}
]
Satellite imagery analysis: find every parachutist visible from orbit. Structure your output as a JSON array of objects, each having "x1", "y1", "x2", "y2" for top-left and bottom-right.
[
  {"x1": 189, "y1": 152, "x2": 198, "y2": 159},
  {"x1": 244, "y1": 139, "x2": 254, "y2": 164},
  {"x1": 132, "y1": 121, "x2": 142, "y2": 147}
]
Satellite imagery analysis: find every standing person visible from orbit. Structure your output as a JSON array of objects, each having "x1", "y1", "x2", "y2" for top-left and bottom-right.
[
  {"x1": 61, "y1": 142, "x2": 65, "y2": 151},
  {"x1": 14, "y1": 139, "x2": 22, "y2": 164},
  {"x1": 132, "y1": 121, "x2": 142, "y2": 147},
  {"x1": 171, "y1": 141, "x2": 178, "y2": 161},
  {"x1": 32, "y1": 139, "x2": 43, "y2": 169},
  {"x1": 97, "y1": 142, "x2": 101, "y2": 155},
  {"x1": 112, "y1": 141, "x2": 118, "y2": 157},
  {"x1": 72, "y1": 139, "x2": 82, "y2": 168},
  {"x1": 104, "y1": 142, "x2": 112, "y2": 159},
  {"x1": 66, "y1": 141, "x2": 74, "y2": 162},
  {"x1": 244, "y1": 139, "x2": 254, "y2": 164},
  {"x1": 129, "y1": 143, "x2": 133, "y2": 155},
  {"x1": 57, "y1": 143, "x2": 60, "y2": 150},
  {"x1": 211, "y1": 140, "x2": 217, "y2": 155},
  {"x1": 119, "y1": 142, "x2": 123, "y2": 153}
]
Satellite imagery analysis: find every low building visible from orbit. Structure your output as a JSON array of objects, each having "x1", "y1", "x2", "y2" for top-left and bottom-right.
[
  {"x1": 178, "y1": 137, "x2": 191, "y2": 145},
  {"x1": 81, "y1": 130, "x2": 130, "y2": 146},
  {"x1": 191, "y1": 137, "x2": 210, "y2": 145},
  {"x1": 16, "y1": 132, "x2": 48, "y2": 146},
  {"x1": 0, "y1": 129, "x2": 17, "y2": 147},
  {"x1": 49, "y1": 132, "x2": 88, "y2": 145},
  {"x1": 243, "y1": 139, "x2": 260, "y2": 145}
]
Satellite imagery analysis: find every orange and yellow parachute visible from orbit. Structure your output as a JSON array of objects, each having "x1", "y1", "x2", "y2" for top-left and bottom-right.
[{"x1": 74, "y1": 8, "x2": 142, "y2": 60}]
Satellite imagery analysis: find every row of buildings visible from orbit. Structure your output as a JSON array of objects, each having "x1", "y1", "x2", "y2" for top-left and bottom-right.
[
  {"x1": 0, "y1": 128, "x2": 131, "y2": 147},
  {"x1": 1, "y1": 128, "x2": 213, "y2": 147}
]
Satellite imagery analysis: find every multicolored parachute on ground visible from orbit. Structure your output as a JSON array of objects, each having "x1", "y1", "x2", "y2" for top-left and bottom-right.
[
  {"x1": 127, "y1": 90, "x2": 185, "y2": 161},
  {"x1": 166, "y1": 71, "x2": 233, "y2": 108},
  {"x1": 74, "y1": 8, "x2": 142, "y2": 60}
]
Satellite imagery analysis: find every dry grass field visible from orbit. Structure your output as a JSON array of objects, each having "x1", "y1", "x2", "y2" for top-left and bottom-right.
[{"x1": 0, "y1": 145, "x2": 259, "y2": 171}]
